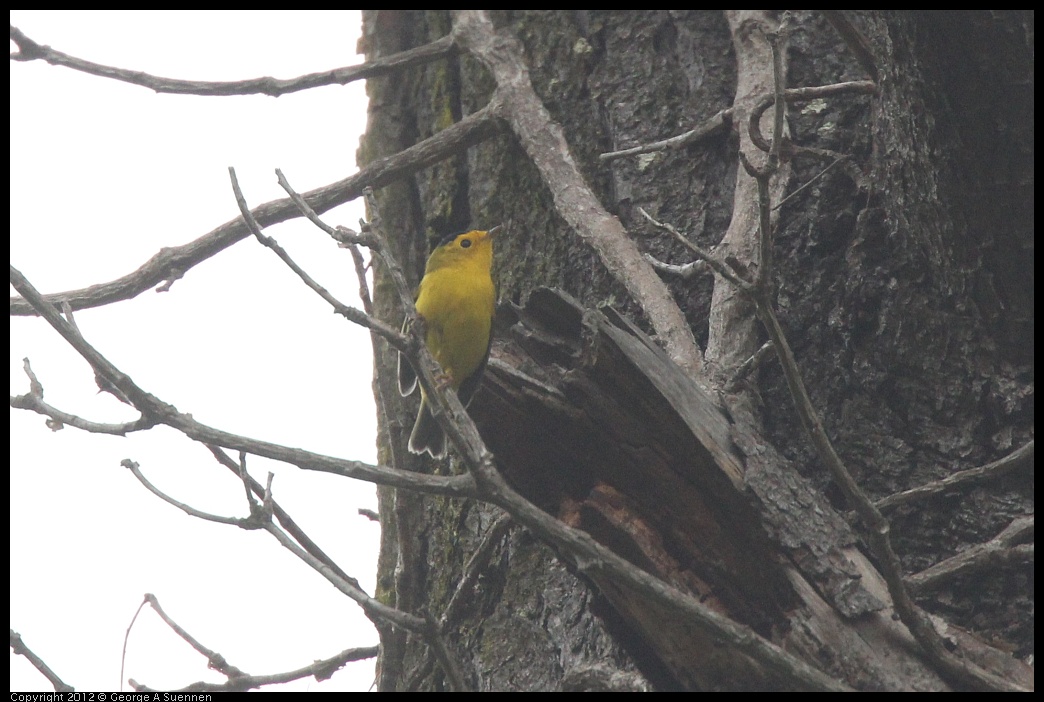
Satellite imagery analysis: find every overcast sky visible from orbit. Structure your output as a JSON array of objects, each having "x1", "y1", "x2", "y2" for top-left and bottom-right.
[{"x1": 10, "y1": 10, "x2": 381, "y2": 692}]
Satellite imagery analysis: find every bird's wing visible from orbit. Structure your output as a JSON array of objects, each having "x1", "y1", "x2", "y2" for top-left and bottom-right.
[
  {"x1": 397, "y1": 315, "x2": 418, "y2": 397},
  {"x1": 456, "y1": 327, "x2": 493, "y2": 407}
]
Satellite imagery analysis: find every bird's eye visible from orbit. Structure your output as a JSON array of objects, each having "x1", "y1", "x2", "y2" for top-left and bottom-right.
[{"x1": 460, "y1": 238, "x2": 472, "y2": 249}]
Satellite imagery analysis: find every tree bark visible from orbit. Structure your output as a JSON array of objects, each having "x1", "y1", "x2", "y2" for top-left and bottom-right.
[{"x1": 360, "y1": 10, "x2": 1032, "y2": 691}]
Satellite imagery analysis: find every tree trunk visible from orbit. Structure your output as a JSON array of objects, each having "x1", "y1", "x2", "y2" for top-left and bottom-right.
[{"x1": 360, "y1": 10, "x2": 1032, "y2": 691}]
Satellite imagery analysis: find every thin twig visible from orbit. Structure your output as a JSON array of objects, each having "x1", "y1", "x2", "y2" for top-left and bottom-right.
[
  {"x1": 10, "y1": 26, "x2": 456, "y2": 97},
  {"x1": 228, "y1": 167, "x2": 401, "y2": 345},
  {"x1": 599, "y1": 108, "x2": 733, "y2": 162},
  {"x1": 10, "y1": 264, "x2": 477, "y2": 498},
  {"x1": 121, "y1": 449, "x2": 433, "y2": 688},
  {"x1": 11, "y1": 358, "x2": 156, "y2": 434},
  {"x1": 643, "y1": 253, "x2": 707, "y2": 280},
  {"x1": 726, "y1": 341, "x2": 774, "y2": 391},
  {"x1": 270, "y1": 169, "x2": 376, "y2": 315},
  {"x1": 773, "y1": 157, "x2": 846, "y2": 211},
  {"x1": 133, "y1": 645, "x2": 378, "y2": 692},
  {"x1": 876, "y1": 442, "x2": 1034, "y2": 513},
  {"x1": 348, "y1": 245, "x2": 374, "y2": 316},
  {"x1": 424, "y1": 612, "x2": 469, "y2": 691},
  {"x1": 11, "y1": 105, "x2": 501, "y2": 317},
  {"x1": 362, "y1": 189, "x2": 418, "y2": 328},
  {"x1": 264, "y1": 520, "x2": 423, "y2": 631},
  {"x1": 441, "y1": 514, "x2": 513, "y2": 630},
  {"x1": 142, "y1": 594, "x2": 249, "y2": 679},
  {"x1": 637, "y1": 207, "x2": 752, "y2": 291},
  {"x1": 205, "y1": 445, "x2": 366, "y2": 591},
  {"x1": 121, "y1": 459, "x2": 256, "y2": 527},
  {"x1": 906, "y1": 517, "x2": 1034, "y2": 595}
]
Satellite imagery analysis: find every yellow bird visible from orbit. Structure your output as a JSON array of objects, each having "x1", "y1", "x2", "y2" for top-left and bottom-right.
[{"x1": 398, "y1": 227, "x2": 498, "y2": 458}]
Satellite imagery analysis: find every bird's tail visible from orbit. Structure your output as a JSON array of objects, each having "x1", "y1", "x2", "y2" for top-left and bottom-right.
[{"x1": 408, "y1": 401, "x2": 447, "y2": 459}]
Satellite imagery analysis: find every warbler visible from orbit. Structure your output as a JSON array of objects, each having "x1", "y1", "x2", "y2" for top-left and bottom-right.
[{"x1": 398, "y1": 227, "x2": 498, "y2": 458}]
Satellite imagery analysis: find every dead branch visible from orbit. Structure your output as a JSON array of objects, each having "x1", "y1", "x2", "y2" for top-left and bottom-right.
[
  {"x1": 877, "y1": 441, "x2": 1035, "y2": 513},
  {"x1": 731, "y1": 21, "x2": 1026, "y2": 692},
  {"x1": 9, "y1": 263, "x2": 475, "y2": 498},
  {"x1": 821, "y1": 11, "x2": 879, "y2": 82},
  {"x1": 600, "y1": 107, "x2": 734, "y2": 163},
  {"x1": 907, "y1": 516, "x2": 1034, "y2": 594},
  {"x1": 10, "y1": 105, "x2": 500, "y2": 317},
  {"x1": 10, "y1": 630, "x2": 74, "y2": 693},
  {"x1": 451, "y1": 10, "x2": 703, "y2": 376},
  {"x1": 10, "y1": 25, "x2": 455, "y2": 97},
  {"x1": 228, "y1": 167, "x2": 400, "y2": 342},
  {"x1": 11, "y1": 359, "x2": 156, "y2": 434},
  {"x1": 123, "y1": 594, "x2": 377, "y2": 692},
  {"x1": 353, "y1": 165, "x2": 846, "y2": 689}
]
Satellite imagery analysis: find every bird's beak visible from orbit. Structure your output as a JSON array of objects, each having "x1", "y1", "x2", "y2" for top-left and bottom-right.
[{"x1": 486, "y1": 225, "x2": 502, "y2": 239}]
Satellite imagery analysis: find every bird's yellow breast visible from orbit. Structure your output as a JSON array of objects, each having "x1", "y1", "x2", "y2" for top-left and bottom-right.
[{"x1": 414, "y1": 254, "x2": 495, "y2": 388}]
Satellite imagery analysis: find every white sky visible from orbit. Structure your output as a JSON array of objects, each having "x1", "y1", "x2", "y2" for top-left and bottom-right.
[{"x1": 10, "y1": 10, "x2": 381, "y2": 692}]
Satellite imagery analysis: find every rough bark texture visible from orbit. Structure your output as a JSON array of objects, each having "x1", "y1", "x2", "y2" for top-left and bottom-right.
[{"x1": 360, "y1": 10, "x2": 1032, "y2": 690}]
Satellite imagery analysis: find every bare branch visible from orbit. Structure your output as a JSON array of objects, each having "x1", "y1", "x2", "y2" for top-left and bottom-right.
[
  {"x1": 11, "y1": 359, "x2": 156, "y2": 435},
  {"x1": 348, "y1": 243, "x2": 374, "y2": 316},
  {"x1": 228, "y1": 167, "x2": 402, "y2": 346},
  {"x1": 134, "y1": 645, "x2": 379, "y2": 693},
  {"x1": 121, "y1": 459, "x2": 256, "y2": 526},
  {"x1": 119, "y1": 433, "x2": 463, "y2": 689},
  {"x1": 121, "y1": 448, "x2": 407, "y2": 689},
  {"x1": 452, "y1": 10, "x2": 703, "y2": 376},
  {"x1": 11, "y1": 105, "x2": 501, "y2": 317},
  {"x1": 876, "y1": 442, "x2": 1035, "y2": 513},
  {"x1": 907, "y1": 517, "x2": 1034, "y2": 595},
  {"x1": 441, "y1": 514, "x2": 513, "y2": 630},
  {"x1": 10, "y1": 630, "x2": 74, "y2": 693},
  {"x1": 748, "y1": 81, "x2": 877, "y2": 153},
  {"x1": 643, "y1": 253, "x2": 707, "y2": 280},
  {"x1": 603, "y1": 81, "x2": 874, "y2": 166},
  {"x1": 204, "y1": 445, "x2": 368, "y2": 592},
  {"x1": 821, "y1": 11, "x2": 879, "y2": 82},
  {"x1": 137, "y1": 454, "x2": 458, "y2": 687},
  {"x1": 735, "y1": 28, "x2": 1024, "y2": 693},
  {"x1": 362, "y1": 189, "x2": 419, "y2": 333},
  {"x1": 423, "y1": 611, "x2": 469, "y2": 692},
  {"x1": 10, "y1": 264, "x2": 476, "y2": 498},
  {"x1": 263, "y1": 519, "x2": 467, "y2": 683},
  {"x1": 637, "y1": 207, "x2": 752, "y2": 291},
  {"x1": 701, "y1": 11, "x2": 792, "y2": 385},
  {"x1": 124, "y1": 593, "x2": 377, "y2": 692},
  {"x1": 143, "y1": 594, "x2": 248, "y2": 680},
  {"x1": 600, "y1": 108, "x2": 733, "y2": 163},
  {"x1": 773, "y1": 157, "x2": 847, "y2": 211},
  {"x1": 726, "y1": 340, "x2": 774, "y2": 391},
  {"x1": 273, "y1": 167, "x2": 377, "y2": 314},
  {"x1": 10, "y1": 25, "x2": 456, "y2": 97},
  {"x1": 767, "y1": 20, "x2": 788, "y2": 172}
]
